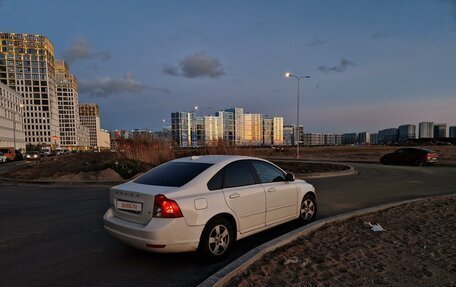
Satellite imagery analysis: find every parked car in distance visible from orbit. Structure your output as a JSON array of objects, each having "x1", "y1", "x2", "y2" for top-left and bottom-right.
[
  {"x1": 0, "y1": 152, "x2": 7, "y2": 163},
  {"x1": 25, "y1": 151, "x2": 41, "y2": 161},
  {"x1": 380, "y1": 147, "x2": 438, "y2": 166},
  {"x1": 104, "y1": 155, "x2": 317, "y2": 260},
  {"x1": 0, "y1": 147, "x2": 16, "y2": 161}
]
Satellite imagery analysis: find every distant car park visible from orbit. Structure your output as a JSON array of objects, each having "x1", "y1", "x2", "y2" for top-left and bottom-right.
[{"x1": 380, "y1": 147, "x2": 438, "y2": 166}]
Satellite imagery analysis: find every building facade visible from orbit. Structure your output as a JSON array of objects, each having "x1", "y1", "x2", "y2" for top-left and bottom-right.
[
  {"x1": 79, "y1": 103, "x2": 100, "y2": 148},
  {"x1": 225, "y1": 107, "x2": 244, "y2": 145},
  {"x1": 370, "y1": 133, "x2": 379, "y2": 145},
  {"x1": 272, "y1": 117, "x2": 283, "y2": 146},
  {"x1": 97, "y1": 129, "x2": 110, "y2": 149},
  {"x1": 358, "y1": 132, "x2": 370, "y2": 145},
  {"x1": 379, "y1": 128, "x2": 399, "y2": 144},
  {"x1": 203, "y1": 115, "x2": 223, "y2": 146},
  {"x1": 171, "y1": 112, "x2": 192, "y2": 147},
  {"x1": 262, "y1": 118, "x2": 273, "y2": 146},
  {"x1": 449, "y1": 126, "x2": 456, "y2": 138},
  {"x1": 0, "y1": 32, "x2": 60, "y2": 147},
  {"x1": 398, "y1": 124, "x2": 416, "y2": 141},
  {"x1": 419, "y1": 122, "x2": 434, "y2": 138},
  {"x1": 55, "y1": 60, "x2": 83, "y2": 148},
  {"x1": 216, "y1": 111, "x2": 234, "y2": 144},
  {"x1": 433, "y1": 123, "x2": 446, "y2": 138},
  {"x1": 303, "y1": 133, "x2": 325, "y2": 146},
  {"x1": 0, "y1": 82, "x2": 25, "y2": 150},
  {"x1": 341, "y1": 133, "x2": 358, "y2": 145},
  {"x1": 243, "y1": 113, "x2": 262, "y2": 145}
]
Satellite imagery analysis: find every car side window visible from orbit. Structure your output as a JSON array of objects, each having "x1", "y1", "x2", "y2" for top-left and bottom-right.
[
  {"x1": 207, "y1": 169, "x2": 225, "y2": 191},
  {"x1": 223, "y1": 160, "x2": 257, "y2": 188},
  {"x1": 251, "y1": 160, "x2": 286, "y2": 183}
]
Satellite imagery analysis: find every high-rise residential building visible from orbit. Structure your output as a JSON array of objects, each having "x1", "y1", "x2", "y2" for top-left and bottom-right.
[
  {"x1": 225, "y1": 107, "x2": 244, "y2": 145},
  {"x1": 171, "y1": 112, "x2": 191, "y2": 147},
  {"x1": 1, "y1": 32, "x2": 60, "y2": 147},
  {"x1": 55, "y1": 60, "x2": 82, "y2": 148},
  {"x1": 243, "y1": 113, "x2": 262, "y2": 145},
  {"x1": 398, "y1": 124, "x2": 416, "y2": 141},
  {"x1": 433, "y1": 123, "x2": 446, "y2": 138},
  {"x1": 378, "y1": 128, "x2": 399, "y2": 144},
  {"x1": 192, "y1": 116, "x2": 204, "y2": 146},
  {"x1": 341, "y1": 133, "x2": 358, "y2": 145},
  {"x1": 0, "y1": 82, "x2": 25, "y2": 150},
  {"x1": 358, "y1": 132, "x2": 370, "y2": 145},
  {"x1": 272, "y1": 117, "x2": 283, "y2": 146},
  {"x1": 79, "y1": 103, "x2": 100, "y2": 148},
  {"x1": 262, "y1": 117, "x2": 274, "y2": 146},
  {"x1": 449, "y1": 126, "x2": 456, "y2": 138},
  {"x1": 283, "y1": 124, "x2": 303, "y2": 146},
  {"x1": 204, "y1": 115, "x2": 223, "y2": 145},
  {"x1": 370, "y1": 133, "x2": 379, "y2": 145},
  {"x1": 78, "y1": 125, "x2": 90, "y2": 149},
  {"x1": 419, "y1": 122, "x2": 434, "y2": 138},
  {"x1": 303, "y1": 133, "x2": 325, "y2": 146},
  {"x1": 324, "y1": 134, "x2": 339, "y2": 146},
  {"x1": 283, "y1": 125, "x2": 294, "y2": 146},
  {"x1": 216, "y1": 111, "x2": 234, "y2": 144}
]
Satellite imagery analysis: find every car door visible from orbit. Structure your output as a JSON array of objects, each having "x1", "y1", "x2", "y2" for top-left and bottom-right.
[
  {"x1": 250, "y1": 160, "x2": 298, "y2": 226},
  {"x1": 221, "y1": 160, "x2": 266, "y2": 234}
]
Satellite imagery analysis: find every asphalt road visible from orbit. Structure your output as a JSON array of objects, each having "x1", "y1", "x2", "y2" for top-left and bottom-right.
[{"x1": 1, "y1": 163, "x2": 455, "y2": 287}]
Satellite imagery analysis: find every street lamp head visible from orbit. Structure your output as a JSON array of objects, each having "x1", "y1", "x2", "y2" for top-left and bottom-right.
[
  {"x1": 194, "y1": 106, "x2": 198, "y2": 110},
  {"x1": 285, "y1": 72, "x2": 292, "y2": 78},
  {"x1": 305, "y1": 76, "x2": 311, "y2": 79}
]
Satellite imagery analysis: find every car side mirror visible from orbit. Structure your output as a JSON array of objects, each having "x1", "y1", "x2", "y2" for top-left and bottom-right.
[{"x1": 285, "y1": 172, "x2": 295, "y2": 182}]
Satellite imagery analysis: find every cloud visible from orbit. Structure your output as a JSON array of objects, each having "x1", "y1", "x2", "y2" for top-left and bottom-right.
[
  {"x1": 79, "y1": 73, "x2": 147, "y2": 97},
  {"x1": 318, "y1": 58, "x2": 356, "y2": 73},
  {"x1": 372, "y1": 32, "x2": 390, "y2": 39},
  {"x1": 62, "y1": 38, "x2": 111, "y2": 64},
  {"x1": 308, "y1": 37, "x2": 326, "y2": 47},
  {"x1": 162, "y1": 51, "x2": 225, "y2": 79}
]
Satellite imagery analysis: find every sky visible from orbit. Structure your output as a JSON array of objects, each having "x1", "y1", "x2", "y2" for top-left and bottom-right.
[{"x1": 1, "y1": 0, "x2": 455, "y2": 133}]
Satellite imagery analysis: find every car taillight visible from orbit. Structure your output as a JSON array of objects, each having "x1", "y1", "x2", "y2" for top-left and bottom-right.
[{"x1": 153, "y1": 194, "x2": 183, "y2": 218}]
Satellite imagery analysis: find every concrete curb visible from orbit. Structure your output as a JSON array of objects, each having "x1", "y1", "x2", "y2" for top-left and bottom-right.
[
  {"x1": 270, "y1": 159, "x2": 358, "y2": 179},
  {"x1": 198, "y1": 193, "x2": 456, "y2": 287}
]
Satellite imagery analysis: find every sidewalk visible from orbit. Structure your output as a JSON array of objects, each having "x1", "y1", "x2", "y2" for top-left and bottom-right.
[{"x1": 228, "y1": 196, "x2": 456, "y2": 286}]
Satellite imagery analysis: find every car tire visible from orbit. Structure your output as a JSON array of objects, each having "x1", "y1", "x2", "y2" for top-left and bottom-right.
[
  {"x1": 381, "y1": 158, "x2": 389, "y2": 165},
  {"x1": 198, "y1": 217, "x2": 233, "y2": 261},
  {"x1": 299, "y1": 194, "x2": 317, "y2": 225},
  {"x1": 415, "y1": 160, "x2": 424, "y2": 166}
]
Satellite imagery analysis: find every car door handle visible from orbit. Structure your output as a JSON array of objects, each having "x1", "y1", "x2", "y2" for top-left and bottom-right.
[
  {"x1": 229, "y1": 193, "x2": 240, "y2": 199},
  {"x1": 268, "y1": 188, "x2": 276, "y2": 192}
]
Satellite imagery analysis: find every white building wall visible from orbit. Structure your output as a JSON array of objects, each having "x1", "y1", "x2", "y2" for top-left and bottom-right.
[{"x1": 0, "y1": 83, "x2": 25, "y2": 151}]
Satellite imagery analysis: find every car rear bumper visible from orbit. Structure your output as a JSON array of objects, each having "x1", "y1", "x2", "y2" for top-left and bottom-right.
[{"x1": 103, "y1": 207, "x2": 204, "y2": 253}]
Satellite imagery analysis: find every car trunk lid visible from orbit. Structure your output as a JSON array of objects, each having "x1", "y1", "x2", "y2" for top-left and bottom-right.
[{"x1": 109, "y1": 182, "x2": 176, "y2": 225}]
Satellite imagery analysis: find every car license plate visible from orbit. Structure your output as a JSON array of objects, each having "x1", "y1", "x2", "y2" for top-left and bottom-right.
[{"x1": 116, "y1": 200, "x2": 142, "y2": 212}]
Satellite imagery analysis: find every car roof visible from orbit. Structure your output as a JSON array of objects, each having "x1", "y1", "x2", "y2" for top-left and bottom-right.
[{"x1": 172, "y1": 155, "x2": 264, "y2": 165}]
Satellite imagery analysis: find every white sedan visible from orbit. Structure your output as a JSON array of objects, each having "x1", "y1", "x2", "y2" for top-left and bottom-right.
[{"x1": 103, "y1": 155, "x2": 317, "y2": 259}]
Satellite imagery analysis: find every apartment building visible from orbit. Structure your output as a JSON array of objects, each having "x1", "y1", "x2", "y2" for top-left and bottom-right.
[
  {"x1": 0, "y1": 32, "x2": 60, "y2": 146},
  {"x1": 398, "y1": 124, "x2": 416, "y2": 141},
  {"x1": 55, "y1": 60, "x2": 82, "y2": 148},
  {"x1": 243, "y1": 113, "x2": 262, "y2": 145},
  {"x1": 0, "y1": 82, "x2": 25, "y2": 150},
  {"x1": 79, "y1": 103, "x2": 100, "y2": 148},
  {"x1": 419, "y1": 122, "x2": 434, "y2": 138}
]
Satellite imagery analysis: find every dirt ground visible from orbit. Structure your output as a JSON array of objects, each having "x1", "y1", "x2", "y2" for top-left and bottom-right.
[
  {"x1": 229, "y1": 196, "x2": 456, "y2": 287},
  {"x1": 2, "y1": 152, "x2": 123, "y2": 181}
]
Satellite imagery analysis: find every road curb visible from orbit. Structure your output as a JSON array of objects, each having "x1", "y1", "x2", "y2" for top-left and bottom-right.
[
  {"x1": 198, "y1": 193, "x2": 456, "y2": 287},
  {"x1": 270, "y1": 159, "x2": 358, "y2": 179}
]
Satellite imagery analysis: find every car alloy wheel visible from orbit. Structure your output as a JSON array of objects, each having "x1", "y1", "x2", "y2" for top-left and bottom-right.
[
  {"x1": 300, "y1": 195, "x2": 317, "y2": 223},
  {"x1": 199, "y1": 217, "x2": 233, "y2": 260}
]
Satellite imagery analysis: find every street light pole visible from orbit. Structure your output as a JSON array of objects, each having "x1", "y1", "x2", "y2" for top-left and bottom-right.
[{"x1": 285, "y1": 73, "x2": 310, "y2": 159}]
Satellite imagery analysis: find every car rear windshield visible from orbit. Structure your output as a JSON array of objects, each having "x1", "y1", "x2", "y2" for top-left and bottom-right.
[{"x1": 134, "y1": 162, "x2": 213, "y2": 187}]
